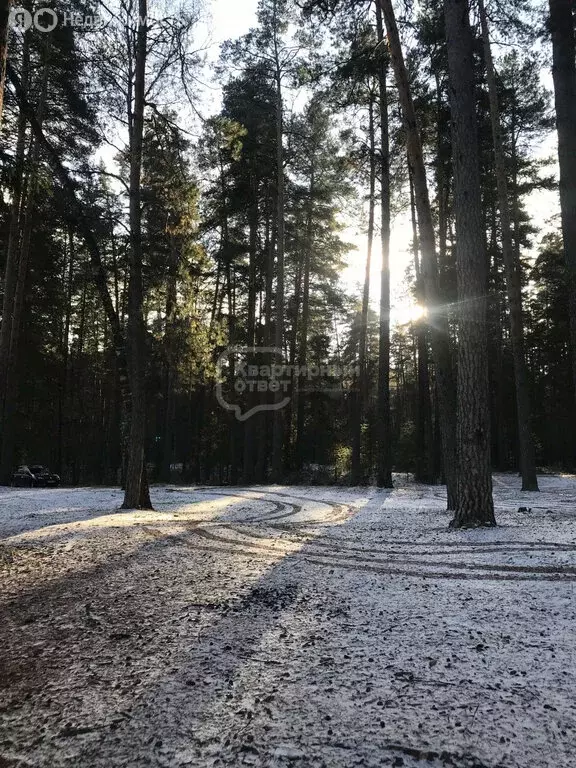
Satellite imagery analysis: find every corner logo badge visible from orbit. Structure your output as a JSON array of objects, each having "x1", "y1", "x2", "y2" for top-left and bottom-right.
[{"x1": 10, "y1": 6, "x2": 58, "y2": 32}]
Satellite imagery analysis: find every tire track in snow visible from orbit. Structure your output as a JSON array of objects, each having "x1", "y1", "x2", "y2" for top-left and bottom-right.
[
  {"x1": 186, "y1": 526, "x2": 576, "y2": 581},
  {"x1": 191, "y1": 488, "x2": 352, "y2": 525},
  {"x1": 142, "y1": 489, "x2": 576, "y2": 583},
  {"x1": 221, "y1": 522, "x2": 576, "y2": 556},
  {"x1": 142, "y1": 525, "x2": 576, "y2": 582}
]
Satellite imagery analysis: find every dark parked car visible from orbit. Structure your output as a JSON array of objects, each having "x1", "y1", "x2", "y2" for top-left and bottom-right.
[
  {"x1": 11, "y1": 466, "x2": 36, "y2": 487},
  {"x1": 29, "y1": 465, "x2": 60, "y2": 487},
  {"x1": 11, "y1": 465, "x2": 60, "y2": 488}
]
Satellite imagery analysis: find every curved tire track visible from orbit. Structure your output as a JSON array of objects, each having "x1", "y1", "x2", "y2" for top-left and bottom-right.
[{"x1": 145, "y1": 489, "x2": 576, "y2": 583}]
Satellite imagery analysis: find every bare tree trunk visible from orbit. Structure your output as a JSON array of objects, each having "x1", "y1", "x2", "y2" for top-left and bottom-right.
[
  {"x1": 378, "y1": 0, "x2": 457, "y2": 509},
  {"x1": 352, "y1": 96, "x2": 376, "y2": 485},
  {"x1": 444, "y1": 0, "x2": 495, "y2": 528},
  {"x1": 479, "y1": 0, "x2": 538, "y2": 491},
  {"x1": 375, "y1": 1, "x2": 393, "y2": 489},
  {"x1": 549, "y1": 0, "x2": 576, "y2": 437},
  {"x1": 122, "y1": 1, "x2": 152, "y2": 510}
]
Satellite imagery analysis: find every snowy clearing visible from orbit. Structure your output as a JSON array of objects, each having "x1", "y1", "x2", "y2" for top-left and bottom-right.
[{"x1": 1, "y1": 475, "x2": 576, "y2": 767}]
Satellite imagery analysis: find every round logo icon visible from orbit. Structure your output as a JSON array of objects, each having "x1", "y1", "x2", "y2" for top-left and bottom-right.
[
  {"x1": 9, "y1": 7, "x2": 33, "y2": 31},
  {"x1": 34, "y1": 8, "x2": 58, "y2": 32}
]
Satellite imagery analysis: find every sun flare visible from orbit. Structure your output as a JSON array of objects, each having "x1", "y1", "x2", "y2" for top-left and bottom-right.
[{"x1": 395, "y1": 302, "x2": 428, "y2": 326}]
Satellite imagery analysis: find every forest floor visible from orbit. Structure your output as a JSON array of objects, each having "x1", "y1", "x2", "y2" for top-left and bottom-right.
[{"x1": 1, "y1": 475, "x2": 575, "y2": 768}]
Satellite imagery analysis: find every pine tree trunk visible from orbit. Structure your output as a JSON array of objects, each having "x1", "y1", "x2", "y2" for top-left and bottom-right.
[
  {"x1": 256, "y1": 211, "x2": 276, "y2": 482},
  {"x1": 410, "y1": 174, "x2": 434, "y2": 484},
  {"x1": 58, "y1": 230, "x2": 75, "y2": 477},
  {"x1": 160, "y1": 240, "x2": 178, "y2": 484},
  {"x1": 122, "y1": 2, "x2": 152, "y2": 510},
  {"x1": 479, "y1": 0, "x2": 539, "y2": 491},
  {"x1": 548, "y1": 0, "x2": 576, "y2": 437},
  {"x1": 295, "y1": 165, "x2": 315, "y2": 471},
  {"x1": 444, "y1": 0, "x2": 495, "y2": 528},
  {"x1": 489, "y1": 203, "x2": 508, "y2": 471},
  {"x1": 286, "y1": 257, "x2": 302, "y2": 466},
  {"x1": 378, "y1": 0, "x2": 457, "y2": 509},
  {"x1": 375, "y1": 1, "x2": 393, "y2": 489},
  {"x1": 247, "y1": 181, "x2": 259, "y2": 348},
  {"x1": 435, "y1": 73, "x2": 450, "y2": 292},
  {"x1": 225, "y1": 264, "x2": 239, "y2": 485},
  {"x1": 351, "y1": 97, "x2": 376, "y2": 485},
  {"x1": 271, "y1": 50, "x2": 285, "y2": 482},
  {"x1": 242, "y1": 188, "x2": 259, "y2": 483}
]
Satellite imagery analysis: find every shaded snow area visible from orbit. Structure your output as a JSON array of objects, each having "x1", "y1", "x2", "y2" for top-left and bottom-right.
[{"x1": 1, "y1": 475, "x2": 576, "y2": 768}]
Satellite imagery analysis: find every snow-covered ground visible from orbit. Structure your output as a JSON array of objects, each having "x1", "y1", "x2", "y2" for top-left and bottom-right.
[{"x1": 1, "y1": 475, "x2": 575, "y2": 767}]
